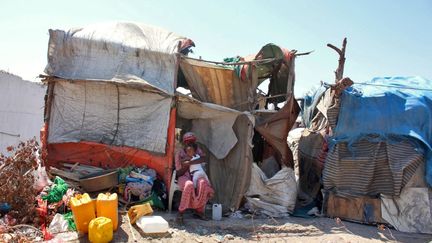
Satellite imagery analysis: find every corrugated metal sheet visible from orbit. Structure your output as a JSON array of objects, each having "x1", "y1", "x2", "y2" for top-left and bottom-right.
[{"x1": 179, "y1": 58, "x2": 257, "y2": 111}]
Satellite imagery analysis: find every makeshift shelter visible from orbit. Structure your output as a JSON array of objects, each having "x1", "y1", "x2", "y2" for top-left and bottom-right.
[
  {"x1": 299, "y1": 76, "x2": 432, "y2": 233},
  {"x1": 41, "y1": 22, "x2": 190, "y2": 187},
  {"x1": 42, "y1": 21, "x2": 301, "y2": 213},
  {"x1": 178, "y1": 46, "x2": 301, "y2": 214}
]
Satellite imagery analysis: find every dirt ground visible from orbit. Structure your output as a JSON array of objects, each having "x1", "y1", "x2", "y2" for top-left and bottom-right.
[{"x1": 94, "y1": 211, "x2": 432, "y2": 243}]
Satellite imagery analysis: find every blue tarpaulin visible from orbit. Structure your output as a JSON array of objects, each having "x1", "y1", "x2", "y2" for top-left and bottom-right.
[
  {"x1": 302, "y1": 83, "x2": 328, "y2": 128},
  {"x1": 331, "y1": 76, "x2": 432, "y2": 186}
]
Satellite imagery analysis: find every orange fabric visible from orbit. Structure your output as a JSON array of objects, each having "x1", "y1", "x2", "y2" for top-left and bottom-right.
[{"x1": 42, "y1": 108, "x2": 177, "y2": 189}]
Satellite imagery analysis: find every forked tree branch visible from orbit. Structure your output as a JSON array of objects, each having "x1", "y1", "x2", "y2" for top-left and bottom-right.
[{"x1": 327, "y1": 38, "x2": 347, "y2": 82}]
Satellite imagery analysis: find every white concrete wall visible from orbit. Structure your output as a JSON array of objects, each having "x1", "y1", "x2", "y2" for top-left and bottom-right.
[{"x1": 0, "y1": 71, "x2": 46, "y2": 154}]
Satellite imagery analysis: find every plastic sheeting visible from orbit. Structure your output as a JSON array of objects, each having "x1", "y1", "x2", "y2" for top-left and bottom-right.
[
  {"x1": 245, "y1": 163, "x2": 297, "y2": 217},
  {"x1": 333, "y1": 77, "x2": 432, "y2": 186},
  {"x1": 48, "y1": 80, "x2": 172, "y2": 153},
  {"x1": 301, "y1": 84, "x2": 328, "y2": 128},
  {"x1": 45, "y1": 22, "x2": 186, "y2": 94},
  {"x1": 381, "y1": 188, "x2": 432, "y2": 234}
]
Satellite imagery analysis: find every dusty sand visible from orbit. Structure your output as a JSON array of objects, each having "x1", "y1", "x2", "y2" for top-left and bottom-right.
[{"x1": 96, "y1": 211, "x2": 432, "y2": 243}]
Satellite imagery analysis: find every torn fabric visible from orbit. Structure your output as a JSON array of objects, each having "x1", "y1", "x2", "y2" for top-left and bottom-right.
[{"x1": 255, "y1": 96, "x2": 300, "y2": 167}]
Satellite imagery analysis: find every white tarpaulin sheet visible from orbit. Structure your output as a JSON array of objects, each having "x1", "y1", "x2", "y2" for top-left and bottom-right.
[
  {"x1": 381, "y1": 187, "x2": 432, "y2": 234},
  {"x1": 48, "y1": 80, "x2": 172, "y2": 153},
  {"x1": 177, "y1": 96, "x2": 244, "y2": 159},
  {"x1": 45, "y1": 22, "x2": 186, "y2": 94},
  {"x1": 245, "y1": 163, "x2": 297, "y2": 217}
]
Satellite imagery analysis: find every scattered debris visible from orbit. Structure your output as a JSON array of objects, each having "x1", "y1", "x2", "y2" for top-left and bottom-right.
[{"x1": 0, "y1": 139, "x2": 40, "y2": 224}]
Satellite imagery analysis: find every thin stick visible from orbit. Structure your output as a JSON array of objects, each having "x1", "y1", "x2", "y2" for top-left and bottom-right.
[
  {"x1": 181, "y1": 55, "x2": 282, "y2": 66},
  {"x1": 233, "y1": 94, "x2": 287, "y2": 108},
  {"x1": 295, "y1": 50, "x2": 314, "y2": 56}
]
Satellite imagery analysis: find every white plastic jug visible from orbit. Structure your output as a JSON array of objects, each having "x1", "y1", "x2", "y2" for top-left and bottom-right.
[
  {"x1": 212, "y1": 204, "x2": 222, "y2": 220},
  {"x1": 136, "y1": 216, "x2": 169, "y2": 233}
]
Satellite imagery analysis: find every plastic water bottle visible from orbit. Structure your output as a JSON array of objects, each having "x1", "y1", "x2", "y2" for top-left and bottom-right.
[{"x1": 212, "y1": 204, "x2": 222, "y2": 220}]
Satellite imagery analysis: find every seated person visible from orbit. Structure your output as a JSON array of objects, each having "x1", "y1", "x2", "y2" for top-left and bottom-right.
[
  {"x1": 175, "y1": 132, "x2": 214, "y2": 222},
  {"x1": 185, "y1": 144, "x2": 210, "y2": 188}
]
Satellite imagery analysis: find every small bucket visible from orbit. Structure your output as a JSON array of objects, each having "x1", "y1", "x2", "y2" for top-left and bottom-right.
[{"x1": 212, "y1": 204, "x2": 222, "y2": 221}]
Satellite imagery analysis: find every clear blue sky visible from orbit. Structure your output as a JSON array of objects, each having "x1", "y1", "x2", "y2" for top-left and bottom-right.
[{"x1": 1, "y1": 0, "x2": 431, "y2": 95}]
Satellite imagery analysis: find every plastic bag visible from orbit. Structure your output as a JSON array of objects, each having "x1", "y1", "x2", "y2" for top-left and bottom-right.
[
  {"x1": 33, "y1": 166, "x2": 51, "y2": 192},
  {"x1": 48, "y1": 214, "x2": 69, "y2": 234},
  {"x1": 42, "y1": 177, "x2": 68, "y2": 203},
  {"x1": 63, "y1": 212, "x2": 76, "y2": 231},
  {"x1": 245, "y1": 163, "x2": 297, "y2": 217}
]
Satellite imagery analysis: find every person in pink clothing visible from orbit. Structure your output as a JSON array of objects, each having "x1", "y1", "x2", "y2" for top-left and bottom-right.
[{"x1": 175, "y1": 132, "x2": 214, "y2": 222}]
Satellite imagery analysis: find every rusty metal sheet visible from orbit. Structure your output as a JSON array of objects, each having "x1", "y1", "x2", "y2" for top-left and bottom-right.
[
  {"x1": 255, "y1": 96, "x2": 300, "y2": 167},
  {"x1": 179, "y1": 58, "x2": 257, "y2": 111}
]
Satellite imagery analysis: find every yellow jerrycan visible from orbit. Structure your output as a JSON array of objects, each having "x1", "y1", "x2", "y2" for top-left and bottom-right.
[
  {"x1": 96, "y1": 193, "x2": 118, "y2": 230},
  {"x1": 88, "y1": 217, "x2": 113, "y2": 243},
  {"x1": 70, "y1": 193, "x2": 96, "y2": 233}
]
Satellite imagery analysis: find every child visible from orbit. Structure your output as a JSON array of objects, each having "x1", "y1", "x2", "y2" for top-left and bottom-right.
[{"x1": 185, "y1": 144, "x2": 209, "y2": 188}]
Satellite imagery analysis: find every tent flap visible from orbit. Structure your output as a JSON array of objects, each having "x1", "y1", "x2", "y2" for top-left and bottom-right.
[
  {"x1": 177, "y1": 96, "x2": 244, "y2": 159},
  {"x1": 208, "y1": 114, "x2": 254, "y2": 211}
]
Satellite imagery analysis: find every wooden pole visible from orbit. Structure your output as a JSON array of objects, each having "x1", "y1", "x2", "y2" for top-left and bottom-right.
[{"x1": 327, "y1": 38, "x2": 347, "y2": 83}]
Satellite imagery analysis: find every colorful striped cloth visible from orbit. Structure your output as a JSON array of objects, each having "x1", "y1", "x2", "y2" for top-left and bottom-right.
[{"x1": 323, "y1": 136, "x2": 423, "y2": 197}]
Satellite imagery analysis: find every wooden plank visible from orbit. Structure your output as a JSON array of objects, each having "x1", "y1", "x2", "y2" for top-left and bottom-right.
[
  {"x1": 61, "y1": 163, "x2": 104, "y2": 172},
  {"x1": 326, "y1": 193, "x2": 386, "y2": 224},
  {"x1": 49, "y1": 167, "x2": 81, "y2": 181},
  {"x1": 70, "y1": 162, "x2": 80, "y2": 171}
]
